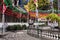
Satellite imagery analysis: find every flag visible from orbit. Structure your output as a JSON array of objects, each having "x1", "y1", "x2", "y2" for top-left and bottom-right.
[
  {"x1": 3, "y1": 4, "x2": 7, "y2": 13},
  {"x1": 33, "y1": 0, "x2": 38, "y2": 9},
  {"x1": 2, "y1": 0, "x2": 7, "y2": 23},
  {"x1": 4, "y1": 0, "x2": 12, "y2": 6},
  {"x1": 26, "y1": 0, "x2": 29, "y2": 3},
  {"x1": 34, "y1": 0, "x2": 37, "y2": 3},
  {"x1": 33, "y1": 0, "x2": 38, "y2": 7},
  {"x1": 3, "y1": 0, "x2": 7, "y2": 13},
  {"x1": 33, "y1": 0, "x2": 38, "y2": 18}
]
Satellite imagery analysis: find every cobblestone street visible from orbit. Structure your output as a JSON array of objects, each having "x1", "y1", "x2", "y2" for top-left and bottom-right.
[
  {"x1": 0, "y1": 30, "x2": 39, "y2": 40},
  {"x1": 0, "y1": 30, "x2": 59, "y2": 40}
]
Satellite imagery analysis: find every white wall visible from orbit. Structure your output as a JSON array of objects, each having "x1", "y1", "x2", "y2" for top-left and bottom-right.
[
  {"x1": 0, "y1": 23, "x2": 29, "y2": 28},
  {"x1": 0, "y1": 22, "x2": 45, "y2": 27}
]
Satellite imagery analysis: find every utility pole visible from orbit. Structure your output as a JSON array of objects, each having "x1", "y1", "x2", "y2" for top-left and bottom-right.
[{"x1": 50, "y1": 0, "x2": 54, "y2": 13}]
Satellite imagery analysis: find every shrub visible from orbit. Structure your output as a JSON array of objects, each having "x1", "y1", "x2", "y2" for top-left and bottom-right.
[
  {"x1": 39, "y1": 24, "x2": 47, "y2": 27},
  {"x1": 46, "y1": 13, "x2": 60, "y2": 29},
  {"x1": 6, "y1": 25, "x2": 27, "y2": 31},
  {"x1": 16, "y1": 25, "x2": 22, "y2": 30},
  {"x1": 46, "y1": 13, "x2": 59, "y2": 21},
  {"x1": 22, "y1": 25, "x2": 27, "y2": 30},
  {"x1": 6, "y1": 26, "x2": 11, "y2": 31}
]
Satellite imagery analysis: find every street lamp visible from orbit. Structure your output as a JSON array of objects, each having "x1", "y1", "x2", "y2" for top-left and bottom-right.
[{"x1": 50, "y1": 0, "x2": 54, "y2": 13}]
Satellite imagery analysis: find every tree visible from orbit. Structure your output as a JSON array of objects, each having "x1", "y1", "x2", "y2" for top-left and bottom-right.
[
  {"x1": 24, "y1": 0, "x2": 35, "y2": 11},
  {"x1": 28, "y1": 0, "x2": 35, "y2": 11},
  {"x1": 46, "y1": 13, "x2": 59, "y2": 21},
  {"x1": 38, "y1": 0, "x2": 50, "y2": 10},
  {"x1": 53, "y1": 0, "x2": 58, "y2": 10},
  {"x1": 24, "y1": 0, "x2": 50, "y2": 11},
  {"x1": 46, "y1": 13, "x2": 60, "y2": 28}
]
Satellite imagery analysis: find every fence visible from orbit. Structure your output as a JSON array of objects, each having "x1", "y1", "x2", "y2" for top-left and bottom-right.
[
  {"x1": 27, "y1": 25, "x2": 60, "y2": 40},
  {"x1": 32, "y1": 10, "x2": 60, "y2": 13}
]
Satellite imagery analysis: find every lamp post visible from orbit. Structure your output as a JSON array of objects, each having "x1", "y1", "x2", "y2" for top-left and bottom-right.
[
  {"x1": 2, "y1": 0, "x2": 7, "y2": 35},
  {"x1": 34, "y1": 0, "x2": 39, "y2": 37},
  {"x1": 58, "y1": 0, "x2": 59, "y2": 13},
  {"x1": 2, "y1": 9, "x2": 5, "y2": 35},
  {"x1": 50, "y1": 0, "x2": 54, "y2": 13}
]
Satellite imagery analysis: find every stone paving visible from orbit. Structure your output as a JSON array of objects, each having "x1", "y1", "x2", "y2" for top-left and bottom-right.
[
  {"x1": 0, "y1": 30, "x2": 40, "y2": 40},
  {"x1": 0, "y1": 30, "x2": 56, "y2": 40}
]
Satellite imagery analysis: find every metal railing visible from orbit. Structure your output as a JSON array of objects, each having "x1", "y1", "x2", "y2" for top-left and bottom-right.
[
  {"x1": 27, "y1": 25, "x2": 60, "y2": 40},
  {"x1": 31, "y1": 10, "x2": 60, "y2": 13}
]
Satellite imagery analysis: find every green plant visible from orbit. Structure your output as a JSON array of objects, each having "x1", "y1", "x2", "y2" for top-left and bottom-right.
[
  {"x1": 22, "y1": 25, "x2": 27, "y2": 30},
  {"x1": 39, "y1": 24, "x2": 47, "y2": 27},
  {"x1": 21, "y1": 18, "x2": 27, "y2": 22},
  {"x1": 6, "y1": 25, "x2": 22, "y2": 31},
  {"x1": 6, "y1": 26, "x2": 11, "y2": 31},
  {"x1": 6, "y1": 24, "x2": 27, "y2": 31},
  {"x1": 16, "y1": 25, "x2": 22, "y2": 30},
  {"x1": 46, "y1": 13, "x2": 60, "y2": 28},
  {"x1": 46, "y1": 13, "x2": 59, "y2": 21}
]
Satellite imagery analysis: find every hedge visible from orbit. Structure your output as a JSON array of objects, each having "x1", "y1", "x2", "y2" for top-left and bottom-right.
[{"x1": 6, "y1": 25, "x2": 27, "y2": 31}]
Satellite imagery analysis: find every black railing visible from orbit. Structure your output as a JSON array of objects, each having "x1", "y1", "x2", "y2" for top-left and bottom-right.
[{"x1": 27, "y1": 26, "x2": 60, "y2": 40}]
